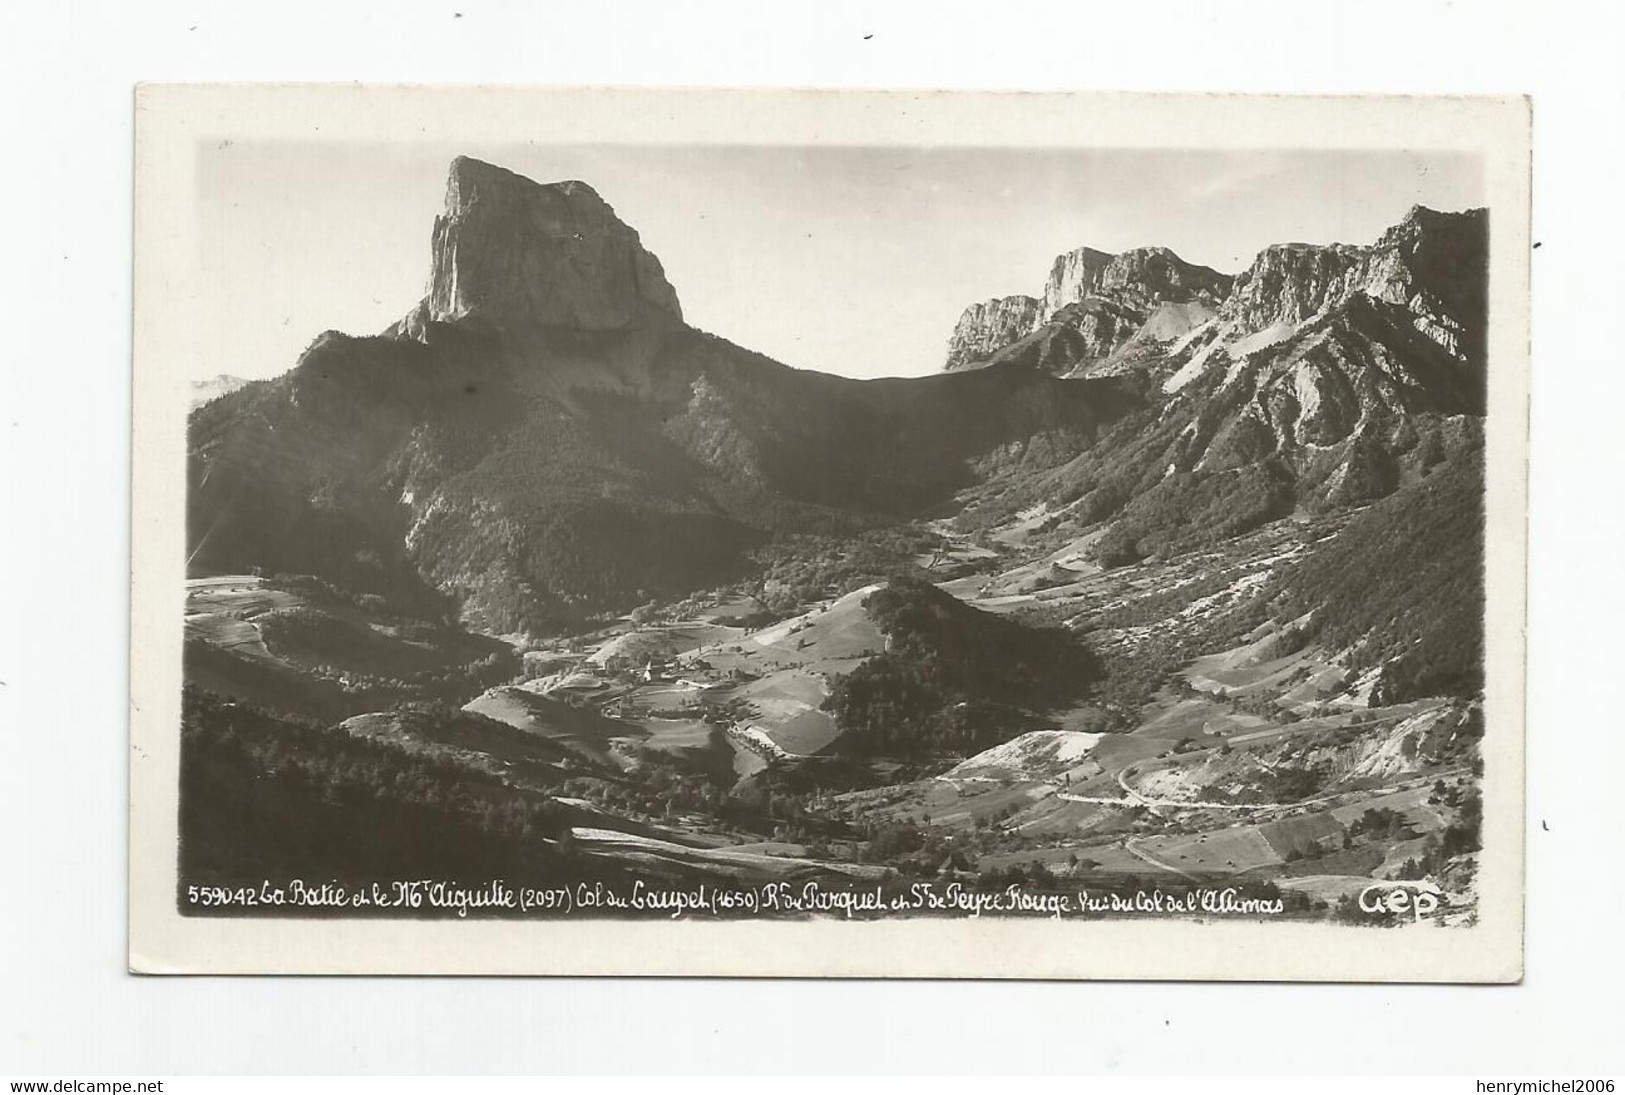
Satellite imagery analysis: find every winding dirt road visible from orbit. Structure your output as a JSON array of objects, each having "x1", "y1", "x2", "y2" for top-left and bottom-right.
[{"x1": 1122, "y1": 837, "x2": 1200, "y2": 882}]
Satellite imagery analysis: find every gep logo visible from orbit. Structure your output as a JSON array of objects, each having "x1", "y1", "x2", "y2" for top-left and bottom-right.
[{"x1": 1358, "y1": 880, "x2": 1443, "y2": 922}]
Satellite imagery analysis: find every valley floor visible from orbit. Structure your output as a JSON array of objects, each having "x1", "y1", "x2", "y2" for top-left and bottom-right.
[{"x1": 180, "y1": 503, "x2": 1483, "y2": 925}]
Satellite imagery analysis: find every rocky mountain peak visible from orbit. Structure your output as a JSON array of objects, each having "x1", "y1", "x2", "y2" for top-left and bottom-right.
[
  {"x1": 1381, "y1": 203, "x2": 1484, "y2": 246},
  {"x1": 1217, "y1": 240, "x2": 1374, "y2": 330},
  {"x1": 944, "y1": 295, "x2": 1044, "y2": 370},
  {"x1": 1041, "y1": 246, "x2": 1116, "y2": 318},
  {"x1": 388, "y1": 156, "x2": 683, "y2": 339},
  {"x1": 943, "y1": 241, "x2": 1233, "y2": 373}
]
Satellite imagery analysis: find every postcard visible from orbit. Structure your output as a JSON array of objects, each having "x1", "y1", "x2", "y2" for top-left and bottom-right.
[{"x1": 130, "y1": 86, "x2": 1529, "y2": 978}]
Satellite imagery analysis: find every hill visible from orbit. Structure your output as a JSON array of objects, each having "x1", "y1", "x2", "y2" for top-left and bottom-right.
[
  {"x1": 177, "y1": 688, "x2": 603, "y2": 895},
  {"x1": 823, "y1": 577, "x2": 1101, "y2": 759}
]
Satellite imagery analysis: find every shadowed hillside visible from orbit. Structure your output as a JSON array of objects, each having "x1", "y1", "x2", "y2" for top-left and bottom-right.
[
  {"x1": 824, "y1": 577, "x2": 1101, "y2": 759},
  {"x1": 1270, "y1": 445, "x2": 1486, "y2": 702}
]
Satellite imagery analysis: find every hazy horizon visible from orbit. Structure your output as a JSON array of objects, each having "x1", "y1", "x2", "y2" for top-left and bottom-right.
[{"x1": 194, "y1": 143, "x2": 1484, "y2": 383}]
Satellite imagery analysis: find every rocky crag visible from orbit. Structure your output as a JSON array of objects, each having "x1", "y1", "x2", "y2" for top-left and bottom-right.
[
  {"x1": 954, "y1": 204, "x2": 1489, "y2": 564},
  {"x1": 945, "y1": 245, "x2": 1232, "y2": 374},
  {"x1": 388, "y1": 157, "x2": 683, "y2": 340}
]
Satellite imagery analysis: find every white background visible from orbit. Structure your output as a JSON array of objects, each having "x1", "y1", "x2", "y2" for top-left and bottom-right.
[{"x1": 2, "y1": 0, "x2": 1621, "y2": 1076}]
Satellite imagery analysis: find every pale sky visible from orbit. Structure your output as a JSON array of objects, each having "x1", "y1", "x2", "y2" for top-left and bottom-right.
[{"x1": 195, "y1": 143, "x2": 1484, "y2": 382}]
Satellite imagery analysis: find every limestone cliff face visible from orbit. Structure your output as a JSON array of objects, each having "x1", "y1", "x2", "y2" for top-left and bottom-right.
[
  {"x1": 1217, "y1": 243, "x2": 1374, "y2": 331},
  {"x1": 389, "y1": 156, "x2": 682, "y2": 339},
  {"x1": 1041, "y1": 245, "x2": 1231, "y2": 319},
  {"x1": 944, "y1": 243, "x2": 1232, "y2": 373},
  {"x1": 1216, "y1": 206, "x2": 1486, "y2": 363},
  {"x1": 1040, "y1": 247, "x2": 1115, "y2": 319},
  {"x1": 944, "y1": 295, "x2": 1042, "y2": 370}
]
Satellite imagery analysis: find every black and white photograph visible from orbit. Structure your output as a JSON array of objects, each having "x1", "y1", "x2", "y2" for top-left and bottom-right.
[{"x1": 126, "y1": 88, "x2": 1530, "y2": 979}]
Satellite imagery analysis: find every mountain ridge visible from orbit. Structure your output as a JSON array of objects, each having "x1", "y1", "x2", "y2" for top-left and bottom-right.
[
  {"x1": 189, "y1": 158, "x2": 1140, "y2": 631},
  {"x1": 189, "y1": 158, "x2": 1488, "y2": 636},
  {"x1": 944, "y1": 206, "x2": 1485, "y2": 386},
  {"x1": 945, "y1": 243, "x2": 1233, "y2": 373}
]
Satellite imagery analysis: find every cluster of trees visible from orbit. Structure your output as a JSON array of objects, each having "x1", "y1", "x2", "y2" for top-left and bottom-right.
[
  {"x1": 302, "y1": 653, "x2": 516, "y2": 707},
  {"x1": 858, "y1": 821, "x2": 927, "y2": 863},
  {"x1": 823, "y1": 578, "x2": 1101, "y2": 759},
  {"x1": 561, "y1": 757, "x2": 732, "y2": 825},
  {"x1": 557, "y1": 751, "x2": 858, "y2": 844},
  {"x1": 1335, "y1": 792, "x2": 1482, "y2": 925},
  {"x1": 259, "y1": 605, "x2": 516, "y2": 688},
  {"x1": 1348, "y1": 806, "x2": 1415, "y2": 843},
  {"x1": 750, "y1": 526, "x2": 943, "y2": 615},
  {"x1": 1081, "y1": 629, "x2": 1211, "y2": 717},
  {"x1": 268, "y1": 572, "x2": 452, "y2": 622},
  {"x1": 1215, "y1": 686, "x2": 1308, "y2": 723},
  {"x1": 851, "y1": 819, "x2": 986, "y2": 875},
  {"x1": 725, "y1": 766, "x2": 867, "y2": 841},
  {"x1": 1224, "y1": 765, "x2": 1326, "y2": 805},
  {"x1": 701, "y1": 697, "x2": 757, "y2": 727},
  {"x1": 1437, "y1": 789, "x2": 1482, "y2": 860}
]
